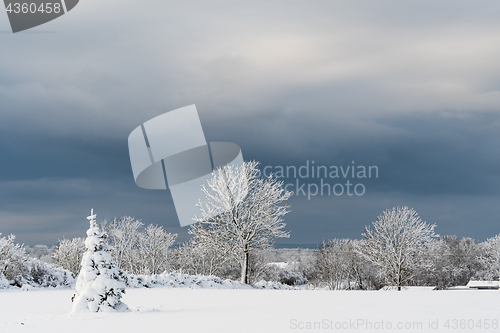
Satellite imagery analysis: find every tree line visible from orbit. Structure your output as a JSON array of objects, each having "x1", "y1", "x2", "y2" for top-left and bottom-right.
[
  {"x1": 2, "y1": 162, "x2": 499, "y2": 290},
  {"x1": 48, "y1": 206, "x2": 500, "y2": 291},
  {"x1": 3, "y1": 207, "x2": 499, "y2": 290}
]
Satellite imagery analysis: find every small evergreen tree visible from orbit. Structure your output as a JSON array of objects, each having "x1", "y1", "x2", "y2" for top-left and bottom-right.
[{"x1": 72, "y1": 209, "x2": 128, "y2": 312}]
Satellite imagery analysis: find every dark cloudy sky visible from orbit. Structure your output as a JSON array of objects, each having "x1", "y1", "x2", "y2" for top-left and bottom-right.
[{"x1": 1, "y1": 0, "x2": 500, "y2": 246}]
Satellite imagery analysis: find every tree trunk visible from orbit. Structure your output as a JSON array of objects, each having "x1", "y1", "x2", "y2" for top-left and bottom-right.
[
  {"x1": 397, "y1": 266, "x2": 402, "y2": 291},
  {"x1": 241, "y1": 250, "x2": 249, "y2": 284}
]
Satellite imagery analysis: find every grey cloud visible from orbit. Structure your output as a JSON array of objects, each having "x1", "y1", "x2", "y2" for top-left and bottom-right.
[{"x1": 1, "y1": 0, "x2": 500, "y2": 246}]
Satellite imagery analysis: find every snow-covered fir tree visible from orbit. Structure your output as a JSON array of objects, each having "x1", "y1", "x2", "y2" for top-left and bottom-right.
[{"x1": 72, "y1": 209, "x2": 128, "y2": 312}]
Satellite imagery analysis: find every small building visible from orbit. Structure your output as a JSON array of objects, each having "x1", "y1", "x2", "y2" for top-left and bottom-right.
[{"x1": 466, "y1": 281, "x2": 499, "y2": 290}]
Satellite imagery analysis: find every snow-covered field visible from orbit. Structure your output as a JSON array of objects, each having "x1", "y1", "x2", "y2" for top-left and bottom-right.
[{"x1": 1, "y1": 288, "x2": 499, "y2": 333}]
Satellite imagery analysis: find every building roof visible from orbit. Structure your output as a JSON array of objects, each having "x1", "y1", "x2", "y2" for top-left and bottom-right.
[{"x1": 466, "y1": 281, "x2": 499, "y2": 288}]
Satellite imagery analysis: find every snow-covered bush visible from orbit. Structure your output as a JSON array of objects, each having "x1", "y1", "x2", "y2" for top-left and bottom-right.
[
  {"x1": 22, "y1": 259, "x2": 74, "y2": 288},
  {"x1": 0, "y1": 233, "x2": 28, "y2": 282},
  {"x1": 0, "y1": 274, "x2": 9, "y2": 289},
  {"x1": 0, "y1": 233, "x2": 74, "y2": 289},
  {"x1": 279, "y1": 269, "x2": 307, "y2": 286},
  {"x1": 72, "y1": 209, "x2": 128, "y2": 312},
  {"x1": 126, "y1": 272, "x2": 250, "y2": 289},
  {"x1": 253, "y1": 280, "x2": 298, "y2": 290},
  {"x1": 125, "y1": 271, "x2": 296, "y2": 290}
]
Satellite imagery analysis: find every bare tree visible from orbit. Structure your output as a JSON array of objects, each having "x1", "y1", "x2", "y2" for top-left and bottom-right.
[
  {"x1": 477, "y1": 234, "x2": 500, "y2": 281},
  {"x1": 315, "y1": 239, "x2": 352, "y2": 290},
  {"x1": 357, "y1": 206, "x2": 437, "y2": 291},
  {"x1": 53, "y1": 237, "x2": 85, "y2": 278},
  {"x1": 137, "y1": 224, "x2": 177, "y2": 274},
  {"x1": 102, "y1": 217, "x2": 177, "y2": 275},
  {"x1": 191, "y1": 161, "x2": 292, "y2": 284},
  {"x1": 314, "y1": 239, "x2": 374, "y2": 290},
  {"x1": 102, "y1": 216, "x2": 143, "y2": 273},
  {"x1": 171, "y1": 239, "x2": 237, "y2": 278},
  {"x1": 417, "y1": 235, "x2": 485, "y2": 288}
]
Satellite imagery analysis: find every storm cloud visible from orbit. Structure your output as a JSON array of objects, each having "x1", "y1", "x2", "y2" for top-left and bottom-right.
[{"x1": 1, "y1": 0, "x2": 500, "y2": 245}]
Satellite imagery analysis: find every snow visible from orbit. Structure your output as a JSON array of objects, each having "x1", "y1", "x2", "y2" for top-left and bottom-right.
[
  {"x1": 0, "y1": 271, "x2": 294, "y2": 291},
  {"x1": 1, "y1": 288, "x2": 499, "y2": 332},
  {"x1": 0, "y1": 275, "x2": 10, "y2": 289},
  {"x1": 467, "y1": 280, "x2": 499, "y2": 288},
  {"x1": 126, "y1": 272, "x2": 253, "y2": 289},
  {"x1": 253, "y1": 280, "x2": 298, "y2": 290},
  {"x1": 447, "y1": 286, "x2": 471, "y2": 290},
  {"x1": 126, "y1": 272, "x2": 296, "y2": 290}
]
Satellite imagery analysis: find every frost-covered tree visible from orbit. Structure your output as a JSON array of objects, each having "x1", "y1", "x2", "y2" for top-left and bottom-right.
[
  {"x1": 102, "y1": 216, "x2": 143, "y2": 273},
  {"x1": 171, "y1": 239, "x2": 238, "y2": 278},
  {"x1": 102, "y1": 217, "x2": 177, "y2": 275},
  {"x1": 1, "y1": 234, "x2": 73, "y2": 288},
  {"x1": 137, "y1": 224, "x2": 177, "y2": 275},
  {"x1": 315, "y1": 239, "x2": 352, "y2": 290},
  {"x1": 477, "y1": 234, "x2": 500, "y2": 281},
  {"x1": 358, "y1": 206, "x2": 437, "y2": 291},
  {"x1": 53, "y1": 237, "x2": 86, "y2": 278},
  {"x1": 0, "y1": 234, "x2": 27, "y2": 282},
  {"x1": 72, "y1": 209, "x2": 128, "y2": 312},
  {"x1": 191, "y1": 161, "x2": 291, "y2": 284},
  {"x1": 25, "y1": 244, "x2": 53, "y2": 263},
  {"x1": 314, "y1": 239, "x2": 375, "y2": 290},
  {"x1": 421, "y1": 236, "x2": 484, "y2": 288}
]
